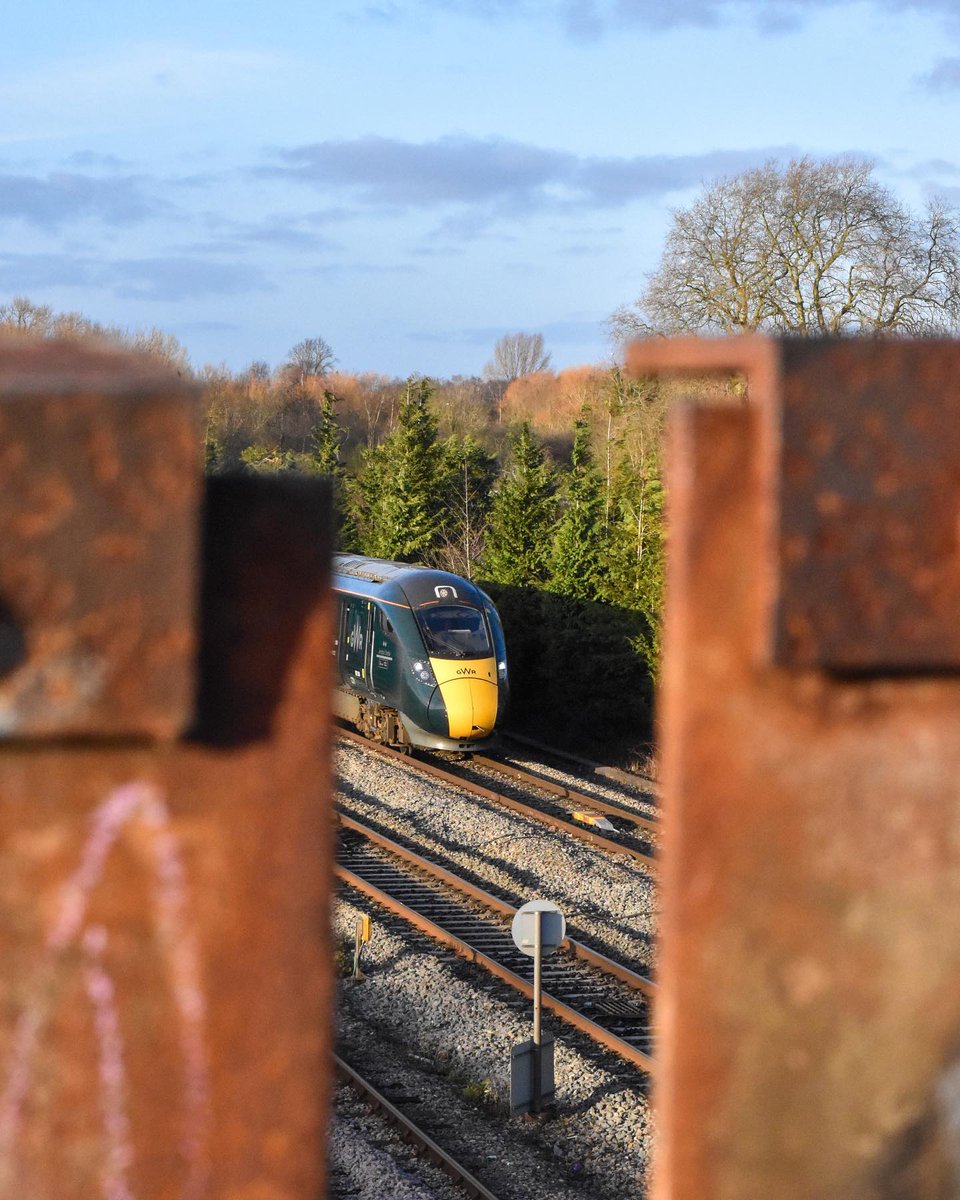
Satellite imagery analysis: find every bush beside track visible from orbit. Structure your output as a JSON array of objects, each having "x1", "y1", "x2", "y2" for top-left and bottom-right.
[{"x1": 478, "y1": 582, "x2": 656, "y2": 763}]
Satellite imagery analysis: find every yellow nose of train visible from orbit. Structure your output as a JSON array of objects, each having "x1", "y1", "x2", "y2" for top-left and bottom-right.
[{"x1": 429, "y1": 657, "x2": 499, "y2": 739}]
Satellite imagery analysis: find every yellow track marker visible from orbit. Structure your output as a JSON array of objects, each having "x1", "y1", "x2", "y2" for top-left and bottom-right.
[{"x1": 572, "y1": 811, "x2": 617, "y2": 833}]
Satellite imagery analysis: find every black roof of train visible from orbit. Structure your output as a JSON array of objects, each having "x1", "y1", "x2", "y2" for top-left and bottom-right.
[
  {"x1": 332, "y1": 554, "x2": 489, "y2": 610},
  {"x1": 334, "y1": 554, "x2": 427, "y2": 584}
]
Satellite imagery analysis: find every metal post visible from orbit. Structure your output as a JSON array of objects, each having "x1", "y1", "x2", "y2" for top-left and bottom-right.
[
  {"x1": 510, "y1": 900, "x2": 562, "y2": 1116},
  {"x1": 628, "y1": 335, "x2": 960, "y2": 1200},
  {"x1": 532, "y1": 907, "x2": 542, "y2": 1113},
  {"x1": 0, "y1": 339, "x2": 335, "y2": 1199},
  {"x1": 353, "y1": 915, "x2": 370, "y2": 978}
]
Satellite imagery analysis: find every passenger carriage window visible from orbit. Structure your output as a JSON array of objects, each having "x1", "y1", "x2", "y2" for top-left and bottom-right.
[{"x1": 418, "y1": 605, "x2": 491, "y2": 659}]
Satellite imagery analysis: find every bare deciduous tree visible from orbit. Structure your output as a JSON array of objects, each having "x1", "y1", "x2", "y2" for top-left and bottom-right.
[
  {"x1": 285, "y1": 336, "x2": 335, "y2": 385},
  {"x1": 245, "y1": 360, "x2": 271, "y2": 382},
  {"x1": 612, "y1": 156, "x2": 960, "y2": 340},
  {"x1": 483, "y1": 331, "x2": 551, "y2": 381},
  {"x1": 0, "y1": 296, "x2": 53, "y2": 333},
  {"x1": 0, "y1": 295, "x2": 192, "y2": 373},
  {"x1": 125, "y1": 327, "x2": 191, "y2": 374}
]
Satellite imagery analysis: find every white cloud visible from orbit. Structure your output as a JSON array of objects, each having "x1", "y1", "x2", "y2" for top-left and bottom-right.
[
  {"x1": 918, "y1": 55, "x2": 960, "y2": 90},
  {"x1": 259, "y1": 135, "x2": 796, "y2": 217}
]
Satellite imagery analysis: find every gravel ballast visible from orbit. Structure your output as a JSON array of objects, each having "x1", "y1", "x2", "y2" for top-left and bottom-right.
[
  {"x1": 336, "y1": 740, "x2": 658, "y2": 972},
  {"x1": 491, "y1": 750, "x2": 659, "y2": 821},
  {"x1": 331, "y1": 738, "x2": 658, "y2": 1197},
  {"x1": 334, "y1": 895, "x2": 653, "y2": 1200},
  {"x1": 329, "y1": 1080, "x2": 468, "y2": 1200}
]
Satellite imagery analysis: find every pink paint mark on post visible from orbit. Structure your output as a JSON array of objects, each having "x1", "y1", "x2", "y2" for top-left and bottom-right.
[
  {"x1": 133, "y1": 793, "x2": 211, "y2": 1200},
  {"x1": 83, "y1": 926, "x2": 134, "y2": 1200},
  {"x1": 0, "y1": 782, "x2": 212, "y2": 1199}
]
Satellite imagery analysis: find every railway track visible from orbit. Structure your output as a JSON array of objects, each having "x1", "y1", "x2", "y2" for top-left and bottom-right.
[
  {"x1": 334, "y1": 1055, "x2": 502, "y2": 1200},
  {"x1": 499, "y1": 730, "x2": 659, "y2": 795},
  {"x1": 335, "y1": 813, "x2": 656, "y2": 1073},
  {"x1": 336, "y1": 726, "x2": 658, "y2": 871},
  {"x1": 457, "y1": 752, "x2": 658, "y2": 836}
]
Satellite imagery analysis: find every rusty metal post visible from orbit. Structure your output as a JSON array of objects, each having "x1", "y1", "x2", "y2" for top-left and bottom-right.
[
  {"x1": 629, "y1": 335, "x2": 960, "y2": 1200},
  {"x1": 0, "y1": 339, "x2": 334, "y2": 1199}
]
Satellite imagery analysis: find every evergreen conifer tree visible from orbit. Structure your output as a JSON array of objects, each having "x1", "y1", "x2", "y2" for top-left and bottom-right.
[
  {"x1": 309, "y1": 389, "x2": 358, "y2": 549},
  {"x1": 535, "y1": 418, "x2": 656, "y2": 745},
  {"x1": 348, "y1": 377, "x2": 443, "y2": 561},
  {"x1": 549, "y1": 418, "x2": 608, "y2": 600},
  {"x1": 603, "y1": 453, "x2": 666, "y2": 674},
  {"x1": 310, "y1": 390, "x2": 343, "y2": 475},
  {"x1": 434, "y1": 434, "x2": 497, "y2": 578},
  {"x1": 480, "y1": 423, "x2": 556, "y2": 586},
  {"x1": 204, "y1": 431, "x2": 220, "y2": 474}
]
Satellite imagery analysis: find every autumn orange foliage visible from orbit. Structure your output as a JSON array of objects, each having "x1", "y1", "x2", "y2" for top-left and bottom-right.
[{"x1": 501, "y1": 366, "x2": 609, "y2": 435}]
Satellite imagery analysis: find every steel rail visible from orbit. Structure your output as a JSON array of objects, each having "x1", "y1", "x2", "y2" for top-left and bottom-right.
[
  {"x1": 335, "y1": 817, "x2": 656, "y2": 1072},
  {"x1": 469, "y1": 753, "x2": 659, "y2": 835},
  {"x1": 336, "y1": 727, "x2": 657, "y2": 873},
  {"x1": 498, "y1": 730, "x2": 660, "y2": 793},
  {"x1": 336, "y1": 862, "x2": 654, "y2": 1073},
  {"x1": 337, "y1": 811, "x2": 656, "y2": 996},
  {"x1": 334, "y1": 1055, "x2": 503, "y2": 1200}
]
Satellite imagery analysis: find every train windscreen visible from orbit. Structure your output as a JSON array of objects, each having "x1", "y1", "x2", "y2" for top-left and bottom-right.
[{"x1": 418, "y1": 605, "x2": 491, "y2": 659}]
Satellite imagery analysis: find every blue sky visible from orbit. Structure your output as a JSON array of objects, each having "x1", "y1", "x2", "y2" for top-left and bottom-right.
[{"x1": 3, "y1": 0, "x2": 959, "y2": 377}]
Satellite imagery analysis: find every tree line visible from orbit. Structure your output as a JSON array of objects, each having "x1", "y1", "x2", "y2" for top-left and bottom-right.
[
  {"x1": 0, "y1": 299, "x2": 667, "y2": 756},
  {"x1": 214, "y1": 369, "x2": 667, "y2": 759},
  {"x1": 5, "y1": 154, "x2": 957, "y2": 758},
  {"x1": 0, "y1": 295, "x2": 191, "y2": 372}
]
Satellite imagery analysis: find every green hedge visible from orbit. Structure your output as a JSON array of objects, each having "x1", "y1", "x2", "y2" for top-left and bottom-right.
[{"x1": 479, "y1": 581, "x2": 655, "y2": 761}]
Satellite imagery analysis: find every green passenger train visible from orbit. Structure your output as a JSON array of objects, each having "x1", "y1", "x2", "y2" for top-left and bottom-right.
[{"x1": 331, "y1": 554, "x2": 509, "y2": 751}]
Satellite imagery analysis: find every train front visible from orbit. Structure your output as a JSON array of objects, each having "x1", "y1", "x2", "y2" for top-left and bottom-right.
[{"x1": 402, "y1": 575, "x2": 508, "y2": 750}]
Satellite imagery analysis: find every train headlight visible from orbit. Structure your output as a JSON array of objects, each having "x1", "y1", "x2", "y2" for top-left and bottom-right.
[
  {"x1": 411, "y1": 660, "x2": 436, "y2": 686},
  {"x1": 498, "y1": 660, "x2": 508, "y2": 681}
]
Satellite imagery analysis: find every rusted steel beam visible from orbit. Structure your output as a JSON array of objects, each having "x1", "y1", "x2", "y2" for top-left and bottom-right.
[
  {"x1": 630, "y1": 334, "x2": 960, "y2": 1200},
  {"x1": 0, "y1": 340, "x2": 334, "y2": 1199},
  {"x1": 0, "y1": 338, "x2": 201, "y2": 739},
  {"x1": 629, "y1": 335, "x2": 960, "y2": 671}
]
